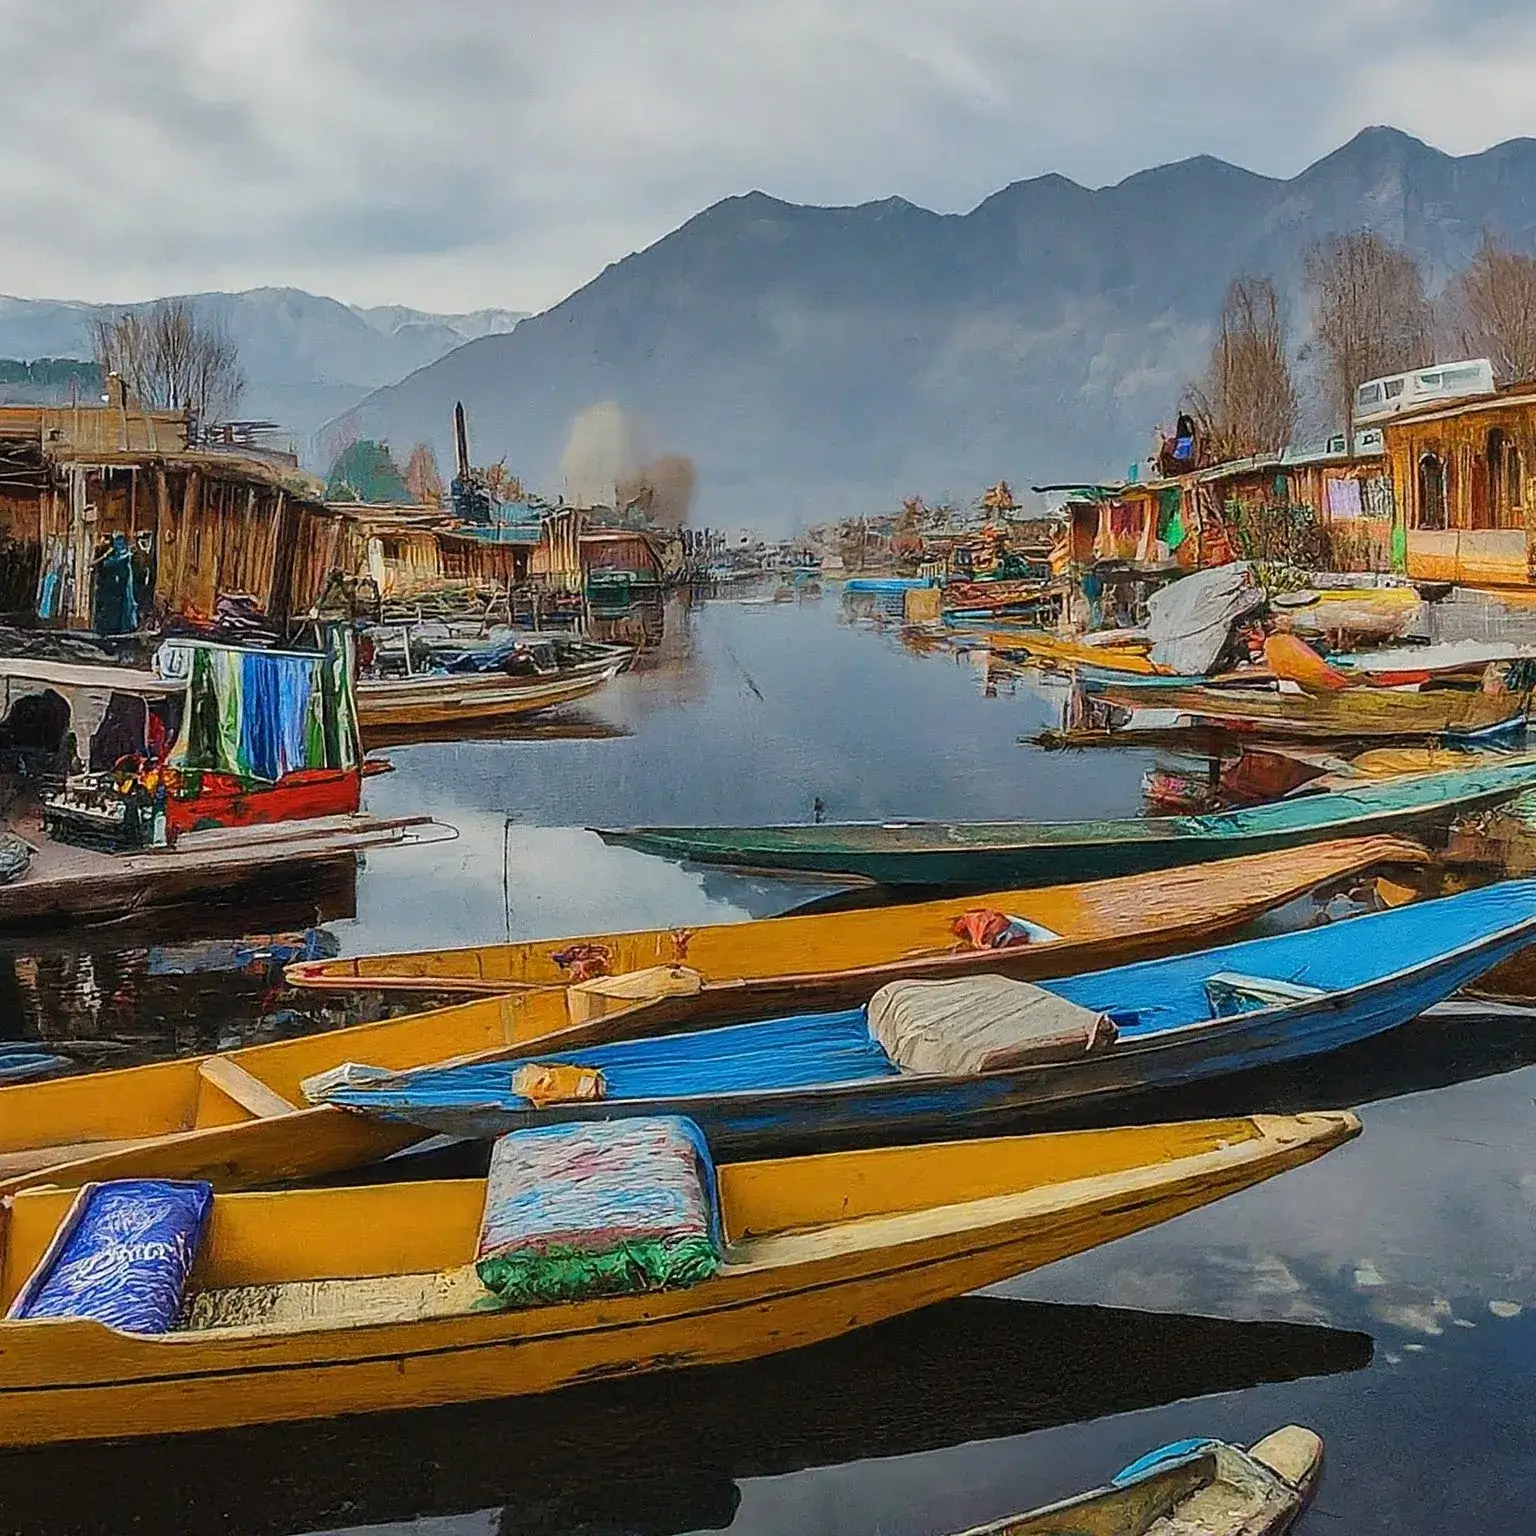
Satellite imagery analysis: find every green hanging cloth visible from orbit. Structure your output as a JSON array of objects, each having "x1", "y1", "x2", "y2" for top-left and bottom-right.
[
  {"x1": 1158, "y1": 486, "x2": 1186, "y2": 550},
  {"x1": 1390, "y1": 518, "x2": 1408, "y2": 573}
]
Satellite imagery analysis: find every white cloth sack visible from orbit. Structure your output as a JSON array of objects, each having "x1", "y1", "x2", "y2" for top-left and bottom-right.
[{"x1": 867, "y1": 975, "x2": 1117, "y2": 1076}]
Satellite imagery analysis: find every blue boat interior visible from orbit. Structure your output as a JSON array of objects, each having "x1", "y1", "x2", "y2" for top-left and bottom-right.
[
  {"x1": 317, "y1": 881, "x2": 1536, "y2": 1115},
  {"x1": 1044, "y1": 877, "x2": 1536, "y2": 1034}
]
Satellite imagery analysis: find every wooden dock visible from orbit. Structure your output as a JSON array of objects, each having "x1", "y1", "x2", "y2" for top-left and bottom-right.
[{"x1": 1, "y1": 813, "x2": 452, "y2": 929}]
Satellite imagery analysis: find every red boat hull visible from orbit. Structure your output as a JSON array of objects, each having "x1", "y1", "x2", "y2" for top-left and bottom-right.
[{"x1": 167, "y1": 768, "x2": 362, "y2": 840}]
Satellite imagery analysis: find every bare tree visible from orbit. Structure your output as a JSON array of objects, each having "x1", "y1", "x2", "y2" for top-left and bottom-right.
[
  {"x1": 1444, "y1": 231, "x2": 1536, "y2": 382},
  {"x1": 1186, "y1": 275, "x2": 1298, "y2": 460},
  {"x1": 402, "y1": 442, "x2": 445, "y2": 507},
  {"x1": 1305, "y1": 231, "x2": 1431, "y2": 440},
  {"x1": 480, "y1": 460, "x2": 528, "y2": 506},
  {"x1": 91, "y1": 298, "x2": 246, "y2": 423}
]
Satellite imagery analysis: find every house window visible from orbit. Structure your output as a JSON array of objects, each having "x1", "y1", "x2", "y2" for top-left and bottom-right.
[
  {"x1": 380, "y1": 537, "x2": 404, "y2": 562},
  {"x1": 1418, "y1": 453, "x2": 1447, "y2": 530},
  {"x1": 1485, "y1": 429, "x2": 1524, "y2": 528}
]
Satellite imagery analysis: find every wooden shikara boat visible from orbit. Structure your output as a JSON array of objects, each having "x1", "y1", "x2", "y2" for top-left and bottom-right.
[
  {"x1": 1088, "y1": 676, "x2": 1528, "y2": 742},
  {"x1": 0, "y1": 839, "x2": 1421, "y2": 1198},
  {"x1": 0, "y1": 1112, "x2": 1357, "y2": 1447},
  {"x1": 967, "y1": 630, "x2": 1164, "y2": 675},
  {"x1": 313, "y1": 881, "x2": 1536, "y2": 1154},
  {"x1": 287, "y1": 835, "x2": 1429, "y2": 1001},
  {"x1": 591, "y1": 759, "x2": 1536, "y2": 887},
  {"x1": 0, "y1": 986, "x2": 614, "y2": 1198},
  {"x1": 1332, "y1": 639, "x2": 1536, "y2": 687},
  {"x1": 356, "y1": 658, "x2": 627, "y2": 734},
  {"x1": 1275, "y1": 583, "x2": 1423, "y2": 644},
  {"x1": 956, "y1": 1425, "x2": 1322, "y2": 1536}
]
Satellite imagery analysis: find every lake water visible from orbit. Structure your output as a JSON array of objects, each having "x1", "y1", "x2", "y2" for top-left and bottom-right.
[{"x1": 4, "y1": 589, "x2": 1535, "y2": 1534}]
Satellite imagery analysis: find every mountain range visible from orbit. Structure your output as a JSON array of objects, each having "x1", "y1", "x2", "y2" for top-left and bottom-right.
[
  {"x1": 0, "y1": 289, "x2": 524, "y2": 446},
  {"x1": 6, "y1": 128, "x2": 1536, "y2": 529},
  {"x1": 336, "y1": 127, "x2": 1536, "y2": 531}
]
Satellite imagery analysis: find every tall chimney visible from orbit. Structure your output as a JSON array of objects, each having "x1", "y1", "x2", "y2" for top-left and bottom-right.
[{"x1": 453, "y1": 401, "x2": 471, "y2": 482}]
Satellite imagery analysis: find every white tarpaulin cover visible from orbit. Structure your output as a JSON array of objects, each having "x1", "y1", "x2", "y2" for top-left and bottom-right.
[{"x1": 1146, "y1": 562, "x2": 1264, "y2": 676}]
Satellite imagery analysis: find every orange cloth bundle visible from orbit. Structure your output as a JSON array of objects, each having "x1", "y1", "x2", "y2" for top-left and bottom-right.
[
  {"x1": 511, "y1": 1063, "x2": 607, "y2": 1108},
  {"x1": 951, "y1": 909, "x2": 1035, "y2": 950},
  {"x1": 1263, "y1": 632, "x2": 1351, "y2": 691}
]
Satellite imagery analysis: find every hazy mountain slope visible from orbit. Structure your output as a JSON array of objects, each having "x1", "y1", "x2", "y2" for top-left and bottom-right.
[
  {"x1": 0, "y1": 289, "x2": 524, "y2": 443},
  {"x1": 340, "y1": 128, "x2": 1536, "y2": 531}
]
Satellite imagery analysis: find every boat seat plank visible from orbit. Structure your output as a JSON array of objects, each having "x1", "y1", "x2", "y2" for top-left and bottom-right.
[
  {"x1": 197, "y1": 1058, "x2": 297, "y2": 1119},
  {"x1": 1203, "y1": 971, "x2": 1329, "y2": 1018},
  {"x1": 0, "y1": 1136, "x2": 160, "y2": 1180}
]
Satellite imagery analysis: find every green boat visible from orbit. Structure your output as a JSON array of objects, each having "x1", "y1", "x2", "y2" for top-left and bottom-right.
[{"x1": 594, "y1": 758, "x2": 1536, "y2": 887}]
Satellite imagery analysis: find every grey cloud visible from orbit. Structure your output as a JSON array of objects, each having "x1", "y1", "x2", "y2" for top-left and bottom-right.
[{"x1": 0, "y1": 0, "x2": 1532, "y2": 309}]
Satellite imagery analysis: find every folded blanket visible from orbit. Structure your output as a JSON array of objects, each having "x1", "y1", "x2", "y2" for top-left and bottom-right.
[{"x1": 476, "y1": 1116, "x2": 722, "y2": 1307}]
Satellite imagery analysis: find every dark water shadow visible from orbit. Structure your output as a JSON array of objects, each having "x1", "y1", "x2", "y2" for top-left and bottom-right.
[{"x1": 0, "y1": 1298, "x2": 1371, "y2": 1536}]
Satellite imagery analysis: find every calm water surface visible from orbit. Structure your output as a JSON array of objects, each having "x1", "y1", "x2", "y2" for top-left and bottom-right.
[{"x1": 3, "y1": 591, "x2": 1535, "y2": 1534}]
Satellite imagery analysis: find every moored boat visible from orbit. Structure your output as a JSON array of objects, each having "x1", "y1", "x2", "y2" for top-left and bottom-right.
[
  {"x1": 0, "y1": 1111, "x2": 1357, "y2": 1447},
  {"x1": 0, "y1": 838, "x2": 1423, "y2": 1196},
  {"x1": 355, "y1": 654, "x2": 629, "y2": 735},
  {"x1": 1332, "y1": 638, "x2": 1536, "y2": 687},
  {"x1": 953, "y1": 1425, "x2": 1322, "y2": 1536},
  {"x1": 310, "y1": 880, "x2": 1536, "y2": 1154},
  {"x1": 0, "y1": 988, "x2": 585, "y2": 1197},
  {"x1": 969, "y1": 630, "x2": 1164, "y2": 674},
  {"x1": 287, "y1": 835, "x2": 1429, "y2": 1000},
  {"x1": 591, "y1": 759, "x2": 1536, "y2": 886},
  {"x1": 1087, "y1": 676, "x2": 1528, "y2": 742}
]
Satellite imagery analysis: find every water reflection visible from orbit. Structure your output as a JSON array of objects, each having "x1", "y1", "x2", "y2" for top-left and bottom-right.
[
  {"x1": 0, "y1": 1299, "x2": 1369, "y2": 1536},
  {"x1": 0, "y1": 873, "x2": 359, "y2": 1059},
  {"x1": 12, "y1": 593, "x2": 1536, "y2": 1535}
]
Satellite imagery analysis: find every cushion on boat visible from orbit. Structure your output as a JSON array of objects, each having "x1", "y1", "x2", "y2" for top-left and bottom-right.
[
  {"x1": 6, "y1": 1179, "x2": 213, "y2": 1334},
  {"x1": 950, "y1": 909, "x2": 1063, "y2": 950},
  {"x1": 867, "y1": 976, "x2": 1117, "y2": 1075},
  {"x1": 475, "y1": 1115, "x2": 723, "y2": 1308}
]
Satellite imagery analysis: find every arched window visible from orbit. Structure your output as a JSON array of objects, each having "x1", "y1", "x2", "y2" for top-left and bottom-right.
[
  {"x1": 1418, "y1": 453, "x2": 1447, "y2": 530},
  {"x1": 1486, "y1": 429, "x2": 1525, "y2": 527}
]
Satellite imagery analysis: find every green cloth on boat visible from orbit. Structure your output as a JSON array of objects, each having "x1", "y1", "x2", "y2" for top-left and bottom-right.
[
  {"x1": 476, "y1": 1235, "x2": 721, "y2": 1308},
  {"x1": 169, "y1": 629, "x2": 360, "y2": 787},
  {"x1": 1157, "y1": 487, "x2": 1186, "y2": 551}
]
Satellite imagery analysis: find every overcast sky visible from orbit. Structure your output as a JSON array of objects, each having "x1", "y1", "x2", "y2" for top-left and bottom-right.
[{"x1": 4, "y1": 0, "x2": 1534, "y2": 315}]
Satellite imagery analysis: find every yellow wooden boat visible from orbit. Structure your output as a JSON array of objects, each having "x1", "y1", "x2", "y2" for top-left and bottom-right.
[
  {"x1": 0, "y1": 838, "x2": 1418, "y2": 1200},
  {"x1": 1092, "y1": 677, "x2": 1527, "y2": 741},
  {"x1": 0, "y1": 988, "x2": 597, "y2": 1197},
  {"x1": 287, "y1": 835, "x2": 1429, "y2": 1005},
  {"x1": 979, "y1": 630, "x2": 1164, "y2": 674},
  {"x1": 0, "y1": 1111, "x2": 1357, "y2": 1447}
]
